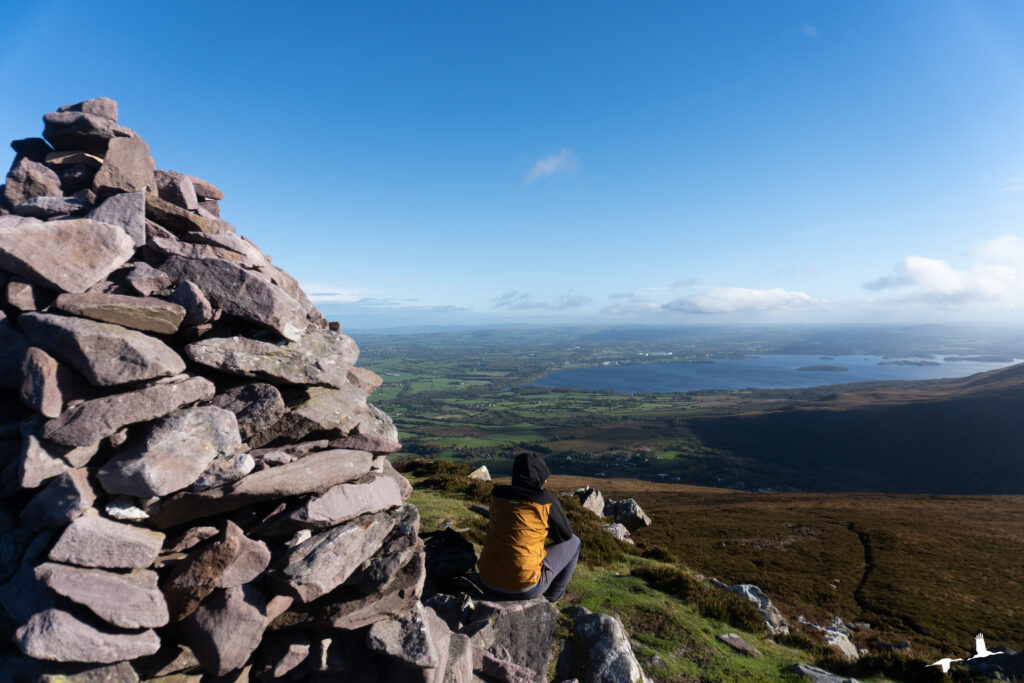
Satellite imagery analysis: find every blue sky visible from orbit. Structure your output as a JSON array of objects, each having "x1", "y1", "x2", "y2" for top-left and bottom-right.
[{"x1": 4, "y1": 1, "x2": 1024, "y2": 328}]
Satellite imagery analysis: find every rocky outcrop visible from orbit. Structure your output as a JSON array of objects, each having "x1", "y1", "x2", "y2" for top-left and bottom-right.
[{"x1": 711, "y1": 579, "x2": 790, "y2": 636}]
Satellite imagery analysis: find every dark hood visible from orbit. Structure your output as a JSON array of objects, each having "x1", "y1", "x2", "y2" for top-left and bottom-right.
[{"x1": 511, "y1": 452, "x2": 549, "y2": 490}]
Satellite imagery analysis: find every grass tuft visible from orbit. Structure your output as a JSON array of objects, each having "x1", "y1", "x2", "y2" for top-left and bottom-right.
[{"x1": 631, "y1": 564, "x2": 765, "y2": 633}]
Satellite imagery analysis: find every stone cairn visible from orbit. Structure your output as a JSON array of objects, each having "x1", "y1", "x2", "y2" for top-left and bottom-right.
[{"x1": 0, "y1": 97, "x2": 471, "y2": 682}]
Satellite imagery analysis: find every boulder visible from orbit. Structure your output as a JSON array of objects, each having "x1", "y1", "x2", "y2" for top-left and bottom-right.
[
  {"x1": 166, "y1": 280, "x2": 214, "y2": 326},
  {"x1": 21, "y1": 469, "x2": 96, "y2": 530},
  {"x1": 126, "y1": 262, "x2": 172, "y2": 296},
  {"x1": 366, "y1": 602, "x2": 445, "y2": 669},
  {"x1": 52, "y1": 293, "x2": 186, "y2": 335},
  {"x1": 159, "y1": 255, "x2": 306, "y2": 340},
  {"x1": 184, "y1": 584, "x2": 269, "y2": 677},
  {"x1": 184, "y1": 328, "x2": 359, "y2": 388},
  {"x1": 7, "y1": 277, "x2": 56, "y2": 311},
  {"x1": 88, "y1": 191, "x2": 146, "y2": 247},
  {"x1": 57, "y1": 98, "x2": 119, "y2": 122},
  {"x1": 573, "y1": 487, "x2": 606, "y2": 518},
  {"x1": 0, "y1": 216, "x2": 134, "y2": 293},
  {"x1": 568, "y1": 606, "x2": 651, "y2": 683},
  {"x1": 273, "y1": 510, "x2": 396, "y2": 603},
  {"x1": 602, "y1": 523, "x2": 634, "y2": 545},
  {"x1": 216, "y1": 524, "x2": 270, "y2": 589},
  {"x1": 248, "y1": 383, "x2": 367, "y2": 448},
  {"x1": 3, "y1": 158, "x2": 62, "y2": 206},
  {"x1": 162, "y1": 524, "x2": 242, "y2": 622},
  {"x1": 92, "y1": 137, "x2": 155, "y2": 197},
  {"x1": 604, "y1": 498, "x2": 651, "y2": 532},
  {"x1": 19, "y1": 348, "x2": 82, "y2": 419},
  {"x1": 42, "y1": 110, "x2": 134, "y2": 155},
  {"x1": 467, "y1": 465, "x2": 490, "y2": 481},
  {"x1": 98, "y1": 406, "x2": 241, "y2": 497},
  {"x1": 10, "y1": 137, "x2": 53, "y2": 163},
  {"x1": 463, "y1": 600, "x2": 559, "y2": 683},
  {"x1": 188, "y1": 175, "x2": 223, "y2": 200},
  {"x1": 20, "y1": 312, "x2": 185, "y2": 387},
  {"x1": 711, "y1": 581, "x2": 789, "y2": 636},
  {"x1": 146, "y1": 448, "x2": 374, "y2": 529},
  {"x1": 42, "y1": 374, "x2": 215, "y2": 447},
  {"x1": 211, "y1": 383, "x2": 286, "y2": 442},
  {"x1": 14, "y1": 608, "x2": 160, "y2": 663},
  {"x1": 48, "y1": 510, "x2": 164, "y2": 569},
  {"x1": 154, "y1": 170, "x2": 199, "y2": 210},
  {"x1": 34, "y1": 563, "x2": 168, "y2": 629},
  {"x1": 18, "y1": 424, "x2": 99, "y2": 487},
  {"x1": 39, "y1": 661, "x2": 140, "y2": 682}
]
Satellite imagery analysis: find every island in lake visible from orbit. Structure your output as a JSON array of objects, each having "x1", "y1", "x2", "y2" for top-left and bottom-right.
[
  {"x1": 796, "y1": 365, "x2": 849, "y2": 372},
  {"x1": 879, "y1": 360, "x2": 940, "y2": 367}
]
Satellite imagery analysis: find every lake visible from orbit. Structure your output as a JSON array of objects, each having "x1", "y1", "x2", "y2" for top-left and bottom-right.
[{"x1": 530, "y1": 354, "x2": 1021, "y2": 393}]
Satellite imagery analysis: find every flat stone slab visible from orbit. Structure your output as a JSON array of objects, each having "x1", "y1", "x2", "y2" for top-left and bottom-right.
[
  {"x1": 718, "y1": 633, "x2": 762, "y2": 657},
  {"x1": 320, "y1": 546, "x2": 425, "y2": 631},
  {"x1": 149, "y1": 235, "x2": 264, "y2": 268},
  {"x1": 159, "y1": 255, "x2": 306, "y2": 341},
  {"x1": 35, "y1": 563, "x2": 168, "y2": 629},
  {"x1": 98, "y1": 406, "x2": 240, "y2": 497},
  {"x1": 184, "y1": 328, "x2": 358, "y2": 388},
  {"x1": 49, "y1": 510, "x2": 165, "y2": 569},
  {"x1": 20, "y1": 312, "x2": 185, "y2": 387},
  {"x1": 283, "y1": 473, "x2": 404, "y2": 531},
  {"x1": 18, "y1": 423, "x2": 99, "y2": 487},
  {"x1": 13, "y1": 195, "x2": 89, "y2": 218},
  {"x1": 145, "y1": 193, "x2": 234, "y2": 235},
  {"x1": 15, "y1": 608, "x2": 160, "y2": 663},
  {"x1": 184, "y1": 585, "x2": 268, "y2": 677},
  {"x1": 273, "y1": 510, "x2": 395, "y2": 603},
  {"x1": 53, "y1": 293, "x2": 185, "y2": 334},
  {"x1": 0, "y1": 216, "x2": 134, "y2": 293},
  {"x1": 147, "y1": 449, "x2": 373, "y2": 529},
  {"x1": 42, "y1": 375, "x2": 215, "y2": 447}
]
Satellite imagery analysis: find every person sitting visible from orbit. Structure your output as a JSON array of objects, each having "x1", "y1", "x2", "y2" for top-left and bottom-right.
[{"x1": 477, "y1": 452, "x2": 581, "y2": 602}]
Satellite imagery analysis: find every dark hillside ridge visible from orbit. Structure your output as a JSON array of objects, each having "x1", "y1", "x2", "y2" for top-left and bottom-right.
[{"x1": 688, "y1": 362, "x2": 1024, "y2": 494}]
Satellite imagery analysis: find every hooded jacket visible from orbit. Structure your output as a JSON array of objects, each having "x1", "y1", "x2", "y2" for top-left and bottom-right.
[{"x1": 477, "y1": 453, "x2": 573, "y2": 591}]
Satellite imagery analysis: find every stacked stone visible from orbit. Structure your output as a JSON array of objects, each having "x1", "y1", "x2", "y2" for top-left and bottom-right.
[{"x1": 0, "y1": 98, "x2": 464, "y2": 681}]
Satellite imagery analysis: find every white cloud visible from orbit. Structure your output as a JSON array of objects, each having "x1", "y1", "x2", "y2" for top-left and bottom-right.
[
  {"x1": 493, "y1": 290, "x2": 589, "y2": 311},
  {"x1": 663, "y1": 287, "x2": 823, "y2": 314},
  {"x1": 602, "y1": 292, "x2": 663, "y2": 316},
  {"x1": 864, "y1": 234, "x2": 1024, "y2": 307},
  {"x1": 302, "y1": 281, "x2": 363, "y2": 304},
  {"x1": 525, "y1": 148, "x2": 577, "y2": 184}
]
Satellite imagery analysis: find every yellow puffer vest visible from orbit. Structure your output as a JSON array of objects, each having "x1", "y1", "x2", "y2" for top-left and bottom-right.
[{"x1": 478, "y1": 496, "x2": 550, "y2": 590}]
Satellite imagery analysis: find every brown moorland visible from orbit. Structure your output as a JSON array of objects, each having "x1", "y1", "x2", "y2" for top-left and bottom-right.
[{"x1": 539, "y1": 474, "x2": 1024, "y2": 661}]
